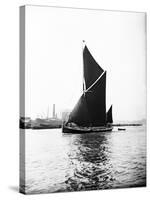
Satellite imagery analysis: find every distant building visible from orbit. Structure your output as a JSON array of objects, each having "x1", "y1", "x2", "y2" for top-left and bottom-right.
[{"x1": 20, "y1": 117, "x2": 31, "y2": 123}]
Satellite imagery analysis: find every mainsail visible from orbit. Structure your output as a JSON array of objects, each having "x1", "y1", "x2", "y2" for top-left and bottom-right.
[
  {"x1": 68, "y1": 95, "x2": 91, "y2": 126},
  {"x1": 67, "y1": 44, "x2": 107, "y2": 127},
  {"x1": 85, "y1": 71, "x2": 106, "y2": 126},
  {"x1": 106, "y1": 105, "x2": 113, "y2": 123}
]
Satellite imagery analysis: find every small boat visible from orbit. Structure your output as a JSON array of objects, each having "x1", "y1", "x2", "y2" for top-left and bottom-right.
[
  {"x1": 62, "y1": 41, "x2": 113, "y2": 134},
  {"x1": 118, "y1": 128, "x2": 126, "y2": 131}
]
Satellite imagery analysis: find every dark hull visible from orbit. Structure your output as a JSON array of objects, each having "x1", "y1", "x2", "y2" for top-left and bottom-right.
[{"x1": 62, "y1": 124, "x2": 113, "y2": 134}]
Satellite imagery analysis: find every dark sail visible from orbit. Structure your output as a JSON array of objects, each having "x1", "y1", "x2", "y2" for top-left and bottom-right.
[
  {"x1": 68, "y1": 94, "x2": 91, "y2": 126},
  {"x1": 68, "y1": 71, "x2": 106, "y2": 127},
  {"x1": 86, "y1": 71, "x2": 106, "y2": 126},
  {"x1": 83, "y1": 45, "x2": 104, "y2": 90},
  {"x1": 66, "y1": 44, "x2": 110, "y2": 128},
  {"x1": 106, "y1": 105, "x2": 113, "y2": 123}
]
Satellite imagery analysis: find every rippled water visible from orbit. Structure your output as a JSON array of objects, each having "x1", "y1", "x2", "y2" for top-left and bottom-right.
[{"x1": 22, "y1": 125, "x2": 146, "y2": 194}]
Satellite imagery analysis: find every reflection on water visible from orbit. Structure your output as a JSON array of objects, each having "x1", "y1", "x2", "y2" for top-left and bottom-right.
[
  {"x1": 65, "y1": 133, "x2": 114, "y2": 191},
  {"x1": 22, "y1": 125, "x2": 146, "y2": 194}
]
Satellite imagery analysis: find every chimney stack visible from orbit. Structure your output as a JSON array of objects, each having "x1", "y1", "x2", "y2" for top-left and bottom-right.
[{"x1": 53, "y1": 104, "x2": 55, "y2": 118}]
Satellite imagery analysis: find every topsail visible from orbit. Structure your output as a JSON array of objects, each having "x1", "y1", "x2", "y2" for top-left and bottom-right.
[{"x1": 83, "y1": 45, "x2": 104, "y2": 90}]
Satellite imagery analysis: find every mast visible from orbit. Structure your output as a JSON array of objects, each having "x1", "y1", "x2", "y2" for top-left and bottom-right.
[{"x1": 82, "y1": 40, "x2": 86, "y2": 95}]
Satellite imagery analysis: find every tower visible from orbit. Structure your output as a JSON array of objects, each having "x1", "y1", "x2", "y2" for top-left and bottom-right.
[{"x1": 53, "y1": 104, "x2": 55, "y2": 118}]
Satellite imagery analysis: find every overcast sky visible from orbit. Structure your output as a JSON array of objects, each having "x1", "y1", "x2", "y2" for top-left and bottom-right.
[{"x1": 25, "y1": 5, "x2": 146, "y2": 121}]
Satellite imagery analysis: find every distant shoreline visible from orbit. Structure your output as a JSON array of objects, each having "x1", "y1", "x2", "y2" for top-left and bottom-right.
[
  {"x1": 20, "y1": 123, "x2": 143, "y2": 130},
  {"x1": 112, "y1": 123, "x2": 142, "y2": 127}
]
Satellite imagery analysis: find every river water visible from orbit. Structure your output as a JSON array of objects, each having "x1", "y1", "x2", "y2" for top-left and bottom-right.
[{"x1": 23, "y1": 125, "x2": 146, "y2": 194}]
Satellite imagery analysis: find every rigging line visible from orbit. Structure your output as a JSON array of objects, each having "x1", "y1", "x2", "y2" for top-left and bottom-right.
[{"x1": 84, "y1": 71, "x2": 106, "y2": 93}]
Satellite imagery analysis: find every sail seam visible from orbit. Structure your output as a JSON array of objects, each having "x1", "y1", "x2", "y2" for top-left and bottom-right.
[{"x1": 85, "y1": 71, "x2": 105, "y2": 93}]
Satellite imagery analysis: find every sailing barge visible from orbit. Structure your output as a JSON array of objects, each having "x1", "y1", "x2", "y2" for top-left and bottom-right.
[{"x1": 62, "y1": 42, "x2": 113, "y2": 134}]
